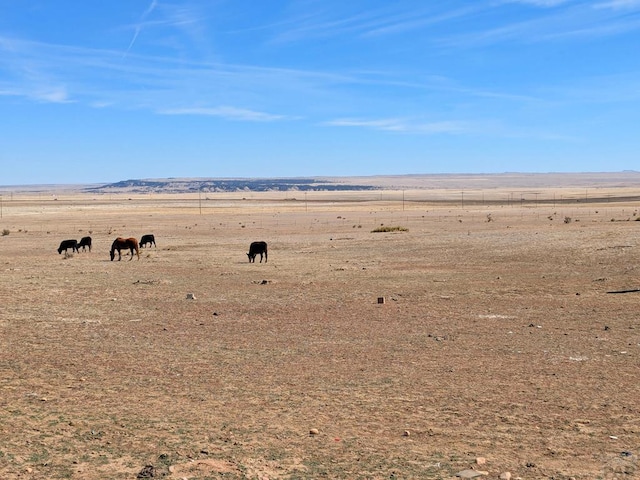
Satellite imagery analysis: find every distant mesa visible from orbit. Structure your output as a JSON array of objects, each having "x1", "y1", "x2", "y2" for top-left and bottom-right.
[{"x1": 85, "y1": 178, "x2": 378, "y2": 194}]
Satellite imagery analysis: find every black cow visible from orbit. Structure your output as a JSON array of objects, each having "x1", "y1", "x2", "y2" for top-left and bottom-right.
[
  {"x1": 247, "y1": 241, "x2": 268, "y2": 263},
  {"x1": 140, "y1": 234, "x2": 156, "y2": 248},
  {"x1": 58, "y1": 239, "x2": 79, "y2": 254},
  {"x1": 78, "y1": 236, "x2": 92, "y2": 252}
]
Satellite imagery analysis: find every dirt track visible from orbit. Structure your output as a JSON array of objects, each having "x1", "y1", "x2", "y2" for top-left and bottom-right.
[{"x1": 1, "y1": 186, "x2": 639, "y2": 479}]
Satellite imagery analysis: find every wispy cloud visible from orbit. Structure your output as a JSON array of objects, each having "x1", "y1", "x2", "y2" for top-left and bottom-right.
[
  {"x1": 264, "y1": 3, "x2": 492, "y2": 44},
  {"x1": 594, "y1": 0, "x2": 640, "y2": 8},
  {"x1": 0, "y1": 34, "x2": 332, "y2": 116},
  {"x1": 361, "y1": 6, "x2": 482, "y2": 37},
  {"x1": 324, "y1": 117, "x2": 469, "y2": 134},
  {"x1": 158, "y1": 106, "x2": 288, "y2": 122},
  {"x1": 323, "y1": 115, "x2": 582, "y2": 141},
  {"x1": 505, "y1": 0, "x2": 573, "y2": 6},
  {"x1": 440, "y1": 1, "x2": 640, "y2": 46},
  {"x1": 33, "y1": 87, "x2": 71, "y2": 103}
]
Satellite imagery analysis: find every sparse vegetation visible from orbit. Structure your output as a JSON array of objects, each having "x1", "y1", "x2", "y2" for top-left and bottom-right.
[
  {"x1": 371, "y1": 225, "x2": 408, "y2": 233},
  {"x1": 1, "y1": 229, "x2": 9, "y2": 236},
  {"x1": 564, "y1": 216, "x2": 572, "y2": 224}
]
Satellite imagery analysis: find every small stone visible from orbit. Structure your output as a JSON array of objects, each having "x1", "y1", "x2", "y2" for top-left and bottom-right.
[
  {"x1": 309, "y1": 428, "x2": 319, "y2": 435},
  {"x1": 455, "y1": 469, "x2": 488, "y2": 478},
  {"x1": 186, "y1": 293, "x2": 196, "y2": 300},
  {"x1": 476, "y1": 457, "x2": 487, "y2": 465},
  {"x1": 402, "y1": 430, "x2": 410, "y2": 437},
  {"x1": 499, "y1": 472, "x2": 512, "y2": 480}
]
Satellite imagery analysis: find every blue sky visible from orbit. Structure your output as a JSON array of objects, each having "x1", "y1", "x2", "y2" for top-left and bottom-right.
[{"x1": 1, "y1": 0, "x2": 639, "y2": 185}]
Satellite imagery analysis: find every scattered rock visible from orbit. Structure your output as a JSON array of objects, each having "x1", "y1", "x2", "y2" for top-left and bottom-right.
[
  {"x1": 186, "y1": 293, "x2": 196, "y2": 300},
  {"x1": 499, "y1": 472, "x2": 512, "y2": 480},
  {"x1": 309, "y1": 428, "x2": 319, "y2": 435},
  {"x1": 402, "y1": 430, "x2": 410, "y2": 437},
  {"x1": 475, "y1": 457, "x2": 486, "y2": 465},
  {"x1": 455, "y1": 469, "x2": 488, "y2": 478}
]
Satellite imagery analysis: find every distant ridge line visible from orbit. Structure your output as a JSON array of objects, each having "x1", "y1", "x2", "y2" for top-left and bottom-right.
[{"x1": 2, "y1": 171, "x2": 640, "y2": 193}]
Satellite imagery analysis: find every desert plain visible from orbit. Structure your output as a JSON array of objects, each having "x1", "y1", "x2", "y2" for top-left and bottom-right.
[{"x1": 1, "y1": 174, "x2": 639, "y2": 479}]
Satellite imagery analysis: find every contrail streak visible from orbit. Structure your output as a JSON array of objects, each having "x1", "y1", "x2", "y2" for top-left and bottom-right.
[{"x1": 123, "y1": 0, "x2": 158, "y2": 57}]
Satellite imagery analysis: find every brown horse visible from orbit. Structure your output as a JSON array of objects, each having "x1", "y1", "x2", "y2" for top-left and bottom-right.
[{"x1": 110, "y1": 237, "x2": 140, "y2": 261}]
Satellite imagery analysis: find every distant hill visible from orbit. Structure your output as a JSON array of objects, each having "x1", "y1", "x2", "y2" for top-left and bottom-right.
[{"x1": 85, "y1": 177, "x2": 378, "y2": 194}]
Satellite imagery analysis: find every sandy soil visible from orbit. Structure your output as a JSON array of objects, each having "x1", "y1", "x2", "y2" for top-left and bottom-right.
[{"x1": 0, "y1": 179, "x2": 639, "y2": 479}]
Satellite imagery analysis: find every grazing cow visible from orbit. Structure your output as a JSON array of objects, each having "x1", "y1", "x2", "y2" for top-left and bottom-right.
[
  {"x1": 110, "y1": 237, "x2": 140, "y2": 261},
  {"x1": 58, "y1": 239, "x2": 79, "y2": 254},
  {"x1": 140, "y1": 234, "x2": 156, "y2": 248},
  {"x1": 247, "y1": 241, "x2": 268, "y2": 263},
  {"x1": 78, "y1": 236, "x2": 92, "y2": 252}
]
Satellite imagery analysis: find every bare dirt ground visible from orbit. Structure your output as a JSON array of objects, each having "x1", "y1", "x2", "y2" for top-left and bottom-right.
[{"x1": 1, "y1": 180, "x2": 639, "y2": 479}]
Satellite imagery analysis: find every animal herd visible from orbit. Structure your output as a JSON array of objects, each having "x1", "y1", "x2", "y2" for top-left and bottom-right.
[{"x1": 57, "y1": 234, "x2": 267, "y2": 263}]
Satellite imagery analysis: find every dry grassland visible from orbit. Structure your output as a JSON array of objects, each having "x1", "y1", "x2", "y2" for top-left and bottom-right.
[{"x1": 1, "y1": 184, "x2": 639, "y2": 479}]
